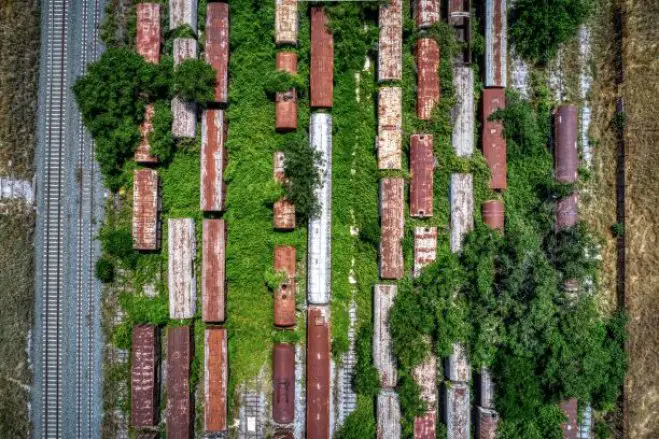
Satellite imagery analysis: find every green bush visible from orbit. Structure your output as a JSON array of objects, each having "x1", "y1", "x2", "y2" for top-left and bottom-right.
[
  {"x1": 173, "y1": 59, "x2": 216, "y2": 104},
  {"x1": 282, "y1": 132, "x2": 322, "y2": 220},
  {"x1": 95, "y1": 257, "x2": 115, "y2": 283},
  {"x1": 148, "y1": 100, "x2": 175, "y2": 163},
  {"x1": 510, "y1": 0, "x2": 594, "y2": 63},
  {"x1": 100, "y1": 227, "x2": 137, "y2": 269},
  {"x1": 352, "y1": 325, "x2": 380, "y2": 397}
]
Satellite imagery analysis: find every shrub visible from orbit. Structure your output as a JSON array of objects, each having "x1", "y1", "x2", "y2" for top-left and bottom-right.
[
  {"x1": 95, "y1": 257, "x2": 115, "y2": 283},
  {"x1": 100, "y1": 227, "x2": 137, "y2": 269},
  {"x1": 352, "y1": 325, "x2": 380, "y2": 397},
  {"x1": 510, "y1": 0, "x2": 594, "y2": 63},
  {"x1": 173, "y1": 59, "x2": 216, "y2": 104},
  {"x1": 282, "y1": 132, "x2": 322, "y2": 220},
  {"x1": 148, "y1": 100, "x2": 175, "y2": 163}
]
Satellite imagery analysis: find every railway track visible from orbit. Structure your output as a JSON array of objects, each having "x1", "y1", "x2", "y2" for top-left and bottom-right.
[
  {"x1": 36, "y1": 0, "x2": 104, "y2": 436},
  {"x1": 40, "y1": 0, "x2": 68, "y2": 435}
]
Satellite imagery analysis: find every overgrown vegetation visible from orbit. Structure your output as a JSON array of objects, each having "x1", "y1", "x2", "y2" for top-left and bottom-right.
[
  {"x1": 510, "y1": 0, "x2": 595, "y2": 63},
  {"x1": 73, "y1": 48, "x2": 214, "y2": 190},
  {"x1": 390, "y1": 88, "x2": 627, "y2": 438},
  {"x1": 282, "y1": 132, "x2": 321, "y2": 221}
]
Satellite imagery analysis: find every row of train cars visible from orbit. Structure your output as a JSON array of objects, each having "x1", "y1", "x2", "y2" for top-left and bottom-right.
[{"x1": 126, "y1": 0, "x2": 584, "y2": 438}]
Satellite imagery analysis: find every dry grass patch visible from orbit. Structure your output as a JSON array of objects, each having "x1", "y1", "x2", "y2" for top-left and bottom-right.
[
  {"x1": 622, "y1": 0, "x2": 659, "y2": 436},
  {"x1": 0, "y1": 0, "x2": 39, "y2": 178}
]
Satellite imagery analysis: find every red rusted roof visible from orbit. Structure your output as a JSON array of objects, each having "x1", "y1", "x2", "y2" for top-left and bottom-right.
[
  {"x1": 136, "y1": 3, "x2": 161, "y2": 64},
  {"x1": 274, "y1": 246, "x2": 296, "y2": 327},
  {"x1": 131, "y1": 325, "x2": 159, "y2": 427},
  {"x1": 378, "y1": 0, "x2": 403, "y2": 82},
  {"x1": 310, "y1": 7, "x2": 333, "y2": 108},
  {"x1": 276, "y1": 52, "x2": 298, "y2": 131},
  {"x1": 415, "y1": 0, "x2": 440, "y2": 29},
  {"x1": 410, "y1": 134, "x2": 434, "y2": 217},
  {"x1": 560, "y1": 398, "x2": 579, "y2": 439},
  {"x1": 135, "y1": 104, "x2": 158, "y2": 164},
  {"x1": 307, "y1": 306, "x2": 330, "y2": 439},
  {"x1": 554, "y1": 104, "x2": 578, "y2": 183},
  {"x1": 167, "y1": 326, "x2": 192, "y2": 439},
  {"x1": 274, "y1": 199, "x2": 295, "y2": 231},
  {"x1": 414, "y1": 410, "x2": 436, "y2": 439},
  {"x1": 273, "y1": 343, "x2": 295, "y2": 424},
  {"x1": 448, "y1": 0, "x2": 472, "y2": 64},
  {"x1": 556, "y1": 192, "x2": 578, "y2": 230},
  {"x1": 380, "y1": 178, "x2": 404, "y2": 279},
  {"x1": 202, "y1": 219, "x2": 226, "y2": 323},
  {"x1": 478, "y1": 407, "x2": 499, "y2": 439},
  {"x1": 205, "y1": 2, "x2": 229, "y2": 103},
  {"x1": 482, "y1": 200, "x2": 504, "y2": 231},
  {"x1": 200, "y1": 109, "x2": 227, "y2": 212},
  {"x1": 204, "y1": 327, "x2": 227, "y2": 433},
  {"x1": 132, "y1": 169, "x2": 160, "y2": 251},
  {"x1": 417, "y1": 38, "x2": 440, "y2": 120},
  {"x1": 482, "y1": 88, "x2": 507, "y2": 189}
]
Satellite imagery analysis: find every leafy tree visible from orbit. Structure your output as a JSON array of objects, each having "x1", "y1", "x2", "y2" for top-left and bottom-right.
[
  {"x1": 100, "y1": 227, "x2": 137, "y2": 269},
  {"x1": 510, "y1": 0, "x2": 594, "y2": 63},
  {"x1": 173, "y1": 59, "x2": 216, "y2": 104}
]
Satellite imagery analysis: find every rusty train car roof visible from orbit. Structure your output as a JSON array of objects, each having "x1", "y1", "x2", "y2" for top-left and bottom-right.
[
  {"x1": 275, "y1": 0, "x2": 298, "y2": 45},
  {"x1": 204, "y1": 327, "x2": 228, "y2": 434},
  {"x1": 167, "y1": 325, "x2": 192, "y2": 439},
  {"x1": 274, "y1": 246, "x2": 296, "y2": 327},
  {"x1": 413, "y1": 227, "x2": 437, "y2": 278},
  {"x1": 205, "y1": 2, "x2": 229, "y2": 103},
  {"x1": 410, "y1": 134, "x2": 434, "y2": 218},
  {"x1": 200, "y1": 109, "x2": 227, "y2": 212},
  {"x1": 556, "y1": 192, "x2": 579, "y2": 230},
  {"x1": 560, "y1": 398, "x2": 579, "y2": 439},
  {"x1": 169, "y1": 0, "x2": 197, "y2": 32},
  {"x1": 478, "y1": 407, "x2": 499, "y2": 439},
  {"x1": 274, "y1": 198, "x2": 296, "y2": 231},
  {"x1": 445, "y1": 382, "x2": 470, "y2": 439},
  {"x1": 417, "y1": 38, "x2": 440, "y2": 121},
  {"x1": 273, "y1": 343, "x2": 295, "y2": 424},
  {"x1": 136, "y1": 3, "x2": 161, "y2": 64},
  {"x1": 132, "y1": 169, "x2": 160, "y2": 251},
  {"x1": 310, "y1": 7, "x2": 333, "y2": 108},
  {"x1": 135, "y1": 104, "x2": 158, "y2": 164},
  {"x1": 377, "y1": 87, "x2": 403, "y2": 170},
  {"x1": 380, "y1": 177, "x2": 404, "y2": 280},
  {"x1": 414, "y1": 410, "x2": 436, "y2": 439},
  {"x1": 482, "y1": 200, "x2": 505, "y2": 231},
  {"x1": 378, "y1": 0, "x2": 403, "y2": 82},
  {"x1": 131, "y1": 325, "x2": 159, "y2": 428},
  {"x1": 276, "y1": 52, "x2": 298, "y2": 131},
  {"x1": 447, "y1": 0, "x2": 472, "y2": 64},
  {"x1": 554, "y1": 104, "x2": 579, "y2": 184},
  {"x1": 306, "y1": 306, "x2": 330, "y2": 439},
  {"x1": 485, "y1": 0, "x2": 507, "y2": 87},
  {"x1": 482, "y1": 88, "x2": 507, "y2": 190},
  {"x1": 414, "y1": 0, "x2": 440, "y2": 29},
  {"x1": 202, "y1": 219, "x2": 226, "y2": 323}
]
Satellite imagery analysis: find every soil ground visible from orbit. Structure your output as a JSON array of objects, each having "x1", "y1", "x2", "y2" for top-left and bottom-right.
[{"x1": 620, "y1": 0, "x2": 659, "y2": 437}]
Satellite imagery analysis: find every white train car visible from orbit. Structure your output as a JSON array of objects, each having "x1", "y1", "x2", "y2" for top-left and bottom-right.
[
  {"x1": 307, "y1": 113, "x2": 332, "y2": 305},
  {"x1": 168, "y1": 218, "x2": 196, "y2": 319}
]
